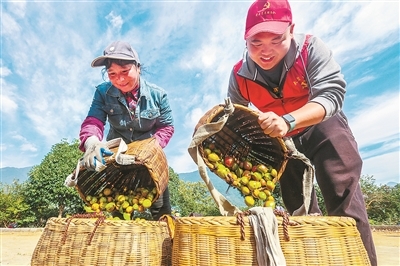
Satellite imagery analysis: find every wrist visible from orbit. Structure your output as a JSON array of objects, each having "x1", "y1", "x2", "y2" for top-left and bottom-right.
[{"x1": 282, "y1": 114, "x2": 296, "y2": 133}]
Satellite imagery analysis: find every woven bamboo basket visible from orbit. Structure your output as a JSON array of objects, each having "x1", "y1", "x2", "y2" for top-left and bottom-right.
[
  {"x1": 31, "y1": 215, "x2": 172, "y2": 266},
  {"x1": 194, "y1": 103, "x2": 288, "y2": 188},
  {"x1": 70, "y1": 137, "x2": 169, "y2": 205},
  {"x1": 171, "y1": 214, "x2": 371, "y2": 266}
]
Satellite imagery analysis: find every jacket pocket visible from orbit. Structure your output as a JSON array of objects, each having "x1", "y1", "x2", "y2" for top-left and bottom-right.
[
  {"x1": 103, "y1": 104, "x2": 124, "y2": 115},
  {"x1": 140, "y1": 109, "x2": 160, "y2": 119}
]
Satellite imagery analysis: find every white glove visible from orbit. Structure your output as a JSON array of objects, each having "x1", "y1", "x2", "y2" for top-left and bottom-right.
[{"x1": 82, "y1": 136, "x2": 113, "y2": 171}]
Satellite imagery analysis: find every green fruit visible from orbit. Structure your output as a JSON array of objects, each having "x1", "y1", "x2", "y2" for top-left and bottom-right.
[
  {"x1": 253, "y1": 189, "x2": 260, "y2": 197},
  {"x1": 241, "y1": 176, "x2": 250, "y2": 185},
  {"x1": 207, "y1": 153, "x2": 220, "y2": 162},
  {"x1": 256, "y1": 164, "x2": 269, "y2": 174},
  {"x1": 123, "y1": 213, "x2": 132, "y2": 220},
  {"x1": 241, "y1": 186, "x2": 250, "y2": 195},
  {"x1": 270, "y1": 168, "x2": 278, "y2": 178},
  {"x1": 204, "y1": 148, "x2": 212, "y2": 156},
  {"x1": 263, "y1": 173, "x2": 272, "y2": 181},
  {"x1": 142, "y1": 199, "x2": 152, "y2": 209},
  {"x1": 266, "y1": 180, "x2": 276, "y2": 191},
  {"x1": 258, "y1": 191, "x2": 267, "y2": 201},
  {"x1": 99, "y1": 196, "x2": 107, "y2": 203},
  {"x1": 231, "y1": 162, "x2": 239, "y2": 171},
  {"x1": 105, "y1": 202, "x2": 116, "y2": 212},
  {"x1": 84, "y1": 206, "x2": 94, "y2": 213},
  {"x1": 251, "y1": 171, "x2": 263, "y2": 181},
  {"x1": 264, "y1": 200, "x2": 276, "y2": 209},
  {"x1": 248, "y1": 180, "x2": 258, "y2": 191},
  {"x1": 216, "y1": 165, "x2": 229, "y2": 179},
  {"x1": 244, "y1": 195, "x2": 255, "y2": 207},
  {"x1": 235, "y1": 167, "x2": 243, "y2": 178},
  {"x1": 121, "y1": 201, "x2": 130, "y2": 209}
]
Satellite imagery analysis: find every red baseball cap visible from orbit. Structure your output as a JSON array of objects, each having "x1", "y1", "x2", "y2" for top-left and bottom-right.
[{"x1": 244, "y1": 0, "x2": 292, "y2": 40}]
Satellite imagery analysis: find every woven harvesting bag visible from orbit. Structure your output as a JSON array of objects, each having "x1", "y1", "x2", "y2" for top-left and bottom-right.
[
  {"x1": 171, "y1": 214, "x2": 371, "y2": 266},
  {"x1": 194, "y1": 103, "x2": 288, "y2": 181},
  {"x1": 31, "y1": 215, "x2": 173, "y2": 266},
  {"x1": 66, "y1": 137, "x2": 169, "y2": 205},
  {"x1": 189, "y1": 99, "x2": 318, "y2": 216}
]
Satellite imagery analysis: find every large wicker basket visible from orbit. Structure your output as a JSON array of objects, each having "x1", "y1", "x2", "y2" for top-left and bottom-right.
[
  {"x1": 69, "y1": 137, "x2": 169, "y2": 205},
  {"x1": 31, "y1": 215, "x2": 172, "y2": 266},
  {"x1": 171, "y1": 215, "x2": 371, "y2": 266}
]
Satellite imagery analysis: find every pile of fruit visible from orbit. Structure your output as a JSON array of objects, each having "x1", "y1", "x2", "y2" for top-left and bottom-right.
[
  {"x1": 204, "y1": 143, "x2": 278, "y2": 208},
  {"x1": 83, "y1": 186, "x2": 157, "y2": 220}
]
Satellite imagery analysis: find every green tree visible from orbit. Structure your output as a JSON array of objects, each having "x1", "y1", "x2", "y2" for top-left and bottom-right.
[
  {"x1": 23, "y1": 139, "x2": 84, "y2": 226},
  {"x1": 361, "y1": 175, "x2": 400, "y2": 224},
  {"x1": 169, "y1": 168, "x2": 220, "y2": 216},
  {"x1": 0, "y1": 181, "x2": 36, "y2": 227}
]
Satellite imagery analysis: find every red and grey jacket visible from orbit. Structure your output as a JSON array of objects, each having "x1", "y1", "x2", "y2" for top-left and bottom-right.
[{"x1": 227, "y1": 34, "x2": 346, "y2": 136}]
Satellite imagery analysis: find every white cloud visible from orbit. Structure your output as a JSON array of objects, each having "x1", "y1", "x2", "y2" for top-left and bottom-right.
[
  {"x1": 0, "y1": 94, "x2": 18, "y2": 114},
  {"x1": 362, "y1": 151, "x2": 400, "y2": 185},
  {"x1": 105, "y1": 11, "x2": 123, "y2": 31},
  {"x1": 1, "y1": 11, "x2": 21, "y2": 36},
  {"x1": 20, "y1": 143, "x2": 38, "y2": 152},
  {"x1": 0, "y1": 67, "x2": 12, "y2": 77},
  {"x1": 347, "y1": 75, "x2": 376, "y2": 90},
  {"x1": 349, "y1": 90, "x2": 399, "y2": 148}
]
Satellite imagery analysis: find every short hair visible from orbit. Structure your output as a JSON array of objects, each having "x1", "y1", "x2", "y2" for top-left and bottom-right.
[{"x1": 104, "y1": 58, "x2": 139, "y2": 69}]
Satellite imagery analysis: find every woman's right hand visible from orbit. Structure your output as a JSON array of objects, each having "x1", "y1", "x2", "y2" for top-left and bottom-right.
[{"x1": 83, "y1": 136, "x2": 113, "y2": 171}]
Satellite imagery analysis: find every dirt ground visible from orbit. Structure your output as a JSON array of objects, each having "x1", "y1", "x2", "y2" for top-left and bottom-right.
[{"x1": 0, "y1": 228, "x2": 399, "y2": 265}]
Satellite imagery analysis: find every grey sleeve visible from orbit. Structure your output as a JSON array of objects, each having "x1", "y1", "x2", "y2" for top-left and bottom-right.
[
  {"x1": 306, "y1": 36, "x2": 346, "y2": 121},
  {"x1": 227, "y1": 69, "x2": 250, "y2": 106}
]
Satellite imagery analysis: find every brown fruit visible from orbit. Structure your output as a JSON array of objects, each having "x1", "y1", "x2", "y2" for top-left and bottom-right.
[
  {"x1": 243, "y1": 160, "x2": 253, "y2": 171},
  {"x1": 208, "y1": 143, "x2": 216, "y2": 150},
  {"x1": 103, "y1": 188, "x2": 112, "y2": 196}
]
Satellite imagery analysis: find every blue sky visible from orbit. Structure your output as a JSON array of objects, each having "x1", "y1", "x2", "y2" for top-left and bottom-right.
[{"x1": 1, "y1": 1, "x2": 399, "y2": 186}]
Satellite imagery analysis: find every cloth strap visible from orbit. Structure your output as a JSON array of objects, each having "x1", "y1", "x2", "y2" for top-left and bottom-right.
[
  {"x1": 283, "y1": 138, "x2": 314, "y2": 216},
  {"x1": 188, "y1": 98, "x2": 241, "y2": 216},
  {"x1": 248, "y1": 207, "x2": 286, "y2": 266}
]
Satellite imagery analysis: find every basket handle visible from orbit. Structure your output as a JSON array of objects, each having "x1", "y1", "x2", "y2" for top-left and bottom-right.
[
  {"x1": 61, "y1": 212, "x2": 106, "y2": 245},
  {"x1": 188, "y1": 98, "x2": 242, "y2": 216}
]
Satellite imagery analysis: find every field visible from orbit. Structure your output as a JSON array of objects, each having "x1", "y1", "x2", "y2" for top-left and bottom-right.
[{"x1": 0, "y1": 228, "x2": 399, "y2": 265}]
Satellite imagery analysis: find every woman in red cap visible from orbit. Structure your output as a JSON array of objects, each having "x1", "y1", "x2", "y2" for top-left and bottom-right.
[{"x1": 228, "y1": 0, "x2": 377, "y2": 265}]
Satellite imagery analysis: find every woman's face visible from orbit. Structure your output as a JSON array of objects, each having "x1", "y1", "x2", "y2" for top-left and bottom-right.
[
  {"x1": 107, "y1": 62, "x2": 140, "y2": 93},
  {"x1": 246, "y1": 24, "x2": 294, "y2": 70}
]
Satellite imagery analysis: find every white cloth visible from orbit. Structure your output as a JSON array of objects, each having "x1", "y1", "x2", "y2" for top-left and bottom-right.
[
  {"x1": 248, "y1": 207, "x2": 286, "y2": 266},
  {"x1": 64, "y1": 138, "x2": 135, "y2": 187}
]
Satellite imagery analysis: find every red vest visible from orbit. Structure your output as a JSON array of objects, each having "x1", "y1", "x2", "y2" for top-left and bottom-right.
[{"x1": 233, "y1": 35, "x2": 311, "y2": 136}]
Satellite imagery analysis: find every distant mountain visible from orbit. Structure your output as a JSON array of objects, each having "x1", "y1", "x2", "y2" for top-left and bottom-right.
[
  {"x1": 1, "y1": 166, "x2": 32, "y2": 184},
  {"x1": 178, "y1": 169, "x2": 246, "y2": 207},
  {"x1": 386, "y1": 182, "x2": 398, "y2": 187}
]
